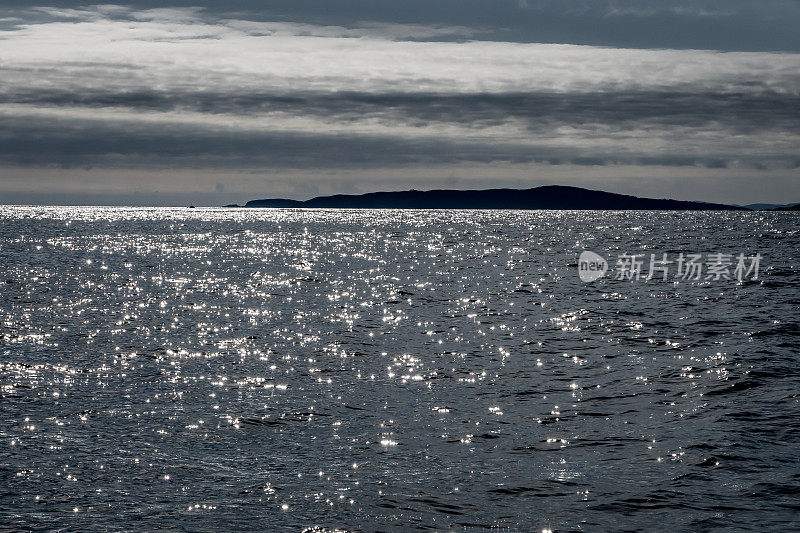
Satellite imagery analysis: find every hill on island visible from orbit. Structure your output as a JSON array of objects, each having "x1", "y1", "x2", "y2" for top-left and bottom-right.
[
  {"x1": 771, "y1": 203, "x2": 800, "y2": 211},
  {"x1": 237, "y1": 185, "x2": 748, "y2": 210}
]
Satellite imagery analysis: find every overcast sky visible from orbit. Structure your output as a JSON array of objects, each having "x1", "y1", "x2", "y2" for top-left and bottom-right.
[{"x1": 1, "y1": 1, "x2": 799, "y2": 205}]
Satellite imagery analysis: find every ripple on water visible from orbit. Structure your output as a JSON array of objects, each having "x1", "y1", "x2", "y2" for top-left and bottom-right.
[{"x1": 0, "y1": 206, "x2": 798, "y2": 530}]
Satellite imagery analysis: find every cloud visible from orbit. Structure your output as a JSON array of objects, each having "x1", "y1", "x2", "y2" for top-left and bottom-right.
[
  {"x1": 6, "y1": 0, "x2": 800, "y2": 51},
  {"x1": 1, "y1": 5, "x2": 799, "y2": 204},
  {"x1": 2, "y1": 96, "x2": 798, "y2": 171},
  {"x1": 6, "y1": 89, "x2": 797, "y2": 134},
  {"x1": 3, "y1": 7, "x2": 800, "y2": 97}
]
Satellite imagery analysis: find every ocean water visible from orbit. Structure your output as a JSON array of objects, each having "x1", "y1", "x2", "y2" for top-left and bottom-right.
[{"x1": 1, "y1": 206, "x2": 798, "y2": 531}]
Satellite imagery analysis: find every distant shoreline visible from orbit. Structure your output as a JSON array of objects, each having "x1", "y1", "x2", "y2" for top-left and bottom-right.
[{"x1": 230, "y1": 185, "x2": 754, "y2": 211}]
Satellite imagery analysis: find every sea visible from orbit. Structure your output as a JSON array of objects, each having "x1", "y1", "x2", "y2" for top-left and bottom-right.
[{"x1": 1, "y1": 206, "x2": 798, "y2": 531}]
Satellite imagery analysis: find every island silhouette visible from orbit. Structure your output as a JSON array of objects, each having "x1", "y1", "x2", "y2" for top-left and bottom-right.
[
  {"x1": 234, "y1": 185, "x2": 748, "y2": 210},
  {"x1": 772, "y1": 203, "x2": 800, "y2": 211}
]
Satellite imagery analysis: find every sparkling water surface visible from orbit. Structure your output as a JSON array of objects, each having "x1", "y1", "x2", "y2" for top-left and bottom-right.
[{"x1": 1, "y1": 207, "x2": 798, "y2": 531}]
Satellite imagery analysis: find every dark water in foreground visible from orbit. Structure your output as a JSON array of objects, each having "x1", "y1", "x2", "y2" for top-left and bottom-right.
[{"x1": 1, "y1": 207, "x2": 798, "y2": 531}]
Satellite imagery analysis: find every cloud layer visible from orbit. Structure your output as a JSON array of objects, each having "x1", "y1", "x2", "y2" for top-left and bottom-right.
[{"x1": 0, "y1": 4, "x2": 799, "y2": 204}]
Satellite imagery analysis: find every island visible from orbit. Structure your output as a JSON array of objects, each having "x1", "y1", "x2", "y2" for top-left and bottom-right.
[
  {"x1": 771, "y1": 203, "x2": 800, "y2": 211},
  {"x1": 231, "y1": 185, "x2": 750, "y2": 210}
]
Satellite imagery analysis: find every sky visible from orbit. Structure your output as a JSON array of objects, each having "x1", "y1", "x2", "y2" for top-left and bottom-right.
[{"x1": 1, "y1": 1, "x2": 799, "y2": 205}]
